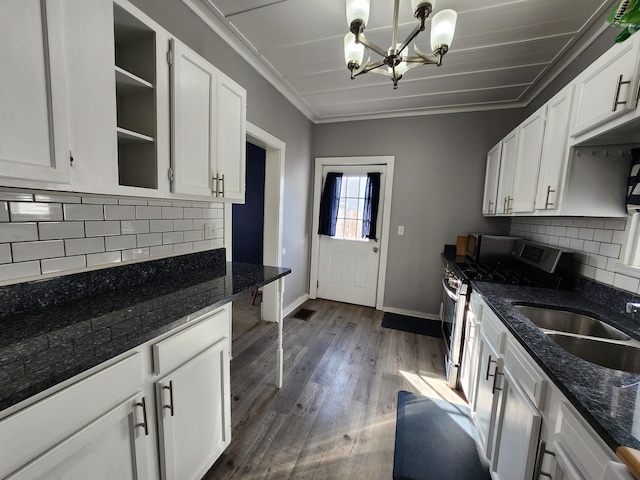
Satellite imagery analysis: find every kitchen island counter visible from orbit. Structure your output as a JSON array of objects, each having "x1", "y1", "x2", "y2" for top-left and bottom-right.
[{"x1": 0, "y1": 249, "x2": 290, "y2": 412}]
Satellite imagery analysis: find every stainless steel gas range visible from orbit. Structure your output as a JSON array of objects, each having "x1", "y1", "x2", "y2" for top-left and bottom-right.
[{"x1": 441, "y1": 239, "x2": 574, "y2": 393}]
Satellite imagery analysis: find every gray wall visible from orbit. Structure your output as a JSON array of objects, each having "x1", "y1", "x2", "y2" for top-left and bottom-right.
[
  {"x1": 130, "y1": 0, "x2": 314, "y2": 308},
  {"x1": 313, "y1": 110, "x2": 523, "y2": 315}
]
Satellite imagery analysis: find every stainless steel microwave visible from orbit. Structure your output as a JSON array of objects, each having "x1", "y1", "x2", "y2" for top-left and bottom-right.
[{"x1": 466, "y1": 234, "x2": 520, "y2": 262}]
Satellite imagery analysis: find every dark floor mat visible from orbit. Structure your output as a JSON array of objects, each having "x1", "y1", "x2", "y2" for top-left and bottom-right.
[
  {"x1": 382, "y1": 312, "x2": 442, "y2": 337},
  {"x1": 393, "y1": 391, "x2": 491, "y2": 480}
]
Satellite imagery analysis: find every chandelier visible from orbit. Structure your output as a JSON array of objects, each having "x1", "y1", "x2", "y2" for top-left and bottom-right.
[{"x1": 344, "y1": 0, "x2": 457, "y2": 89}]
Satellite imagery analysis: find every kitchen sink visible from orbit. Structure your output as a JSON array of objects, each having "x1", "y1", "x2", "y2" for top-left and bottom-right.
[
  {"x1": 545, "y1": 334, "x2": 640, "y2": 374},
  {"x1": 512, "y1": 305, "x2": 630, "y2": 341}
]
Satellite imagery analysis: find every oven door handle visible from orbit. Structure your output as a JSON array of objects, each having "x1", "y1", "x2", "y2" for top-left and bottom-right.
[{"x1": 442, "y1": 277, "x2": 460, "y2": 301}]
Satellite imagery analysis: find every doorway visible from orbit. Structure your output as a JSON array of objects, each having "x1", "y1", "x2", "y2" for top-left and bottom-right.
[{"x1": 310, "y1": 156, "x2": 395, "y2": 310}]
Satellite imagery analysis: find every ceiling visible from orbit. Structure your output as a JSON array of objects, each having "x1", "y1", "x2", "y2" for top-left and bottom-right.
[{"x1": 184, "y1": 0, "x2": 620, "y2": 123}]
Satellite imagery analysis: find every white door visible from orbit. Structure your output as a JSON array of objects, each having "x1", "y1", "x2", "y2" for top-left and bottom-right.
[{"x1": 317, "y1": 165, "x2": 385, "y2": 307}]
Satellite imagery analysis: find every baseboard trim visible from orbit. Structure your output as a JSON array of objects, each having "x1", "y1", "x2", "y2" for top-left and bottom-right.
[
  {"x1": 284, "y1": 293, "x2": 310, "y2": 318},
  {"x1": 382, "y1": 306, "x2": 440, "y2": 321}
]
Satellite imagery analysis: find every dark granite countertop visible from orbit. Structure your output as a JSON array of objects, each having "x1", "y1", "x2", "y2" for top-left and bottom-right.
[
  {"x1": 0, "y1": 249, "x2": 290, "y2": 412},
  {"x1": 442, "y1": 247, "x2": 640, "y2": 452}
]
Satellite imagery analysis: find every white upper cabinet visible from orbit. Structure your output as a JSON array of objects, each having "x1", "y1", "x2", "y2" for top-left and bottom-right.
[
  {"x1": 170, "y1": 38, "x2": 218, "y2": 198},
  {"x1": 170, "y1": 39, "x2": 246, "y2": 202},
  {"x1": 534, "y1": 84, "x2": 574, "y2": 212},
  {"x1": 216, "y1": 73, "x2": 247, "y2": 202},
  {"x1": 571, "y1": 33, "x2": 640, "y2": 138},
  {"x1": 0, "y1": 0, "x2": 71, "y2": 186},
  {"x1": 511, "y1": 108, "x2": 545, "y2": 213},
  {"x1": 482, "y1": 143, "x2": 501, "y2": 215},
  {"x1": 495, "y1": 129, "x2": 518, "y2": 214}
]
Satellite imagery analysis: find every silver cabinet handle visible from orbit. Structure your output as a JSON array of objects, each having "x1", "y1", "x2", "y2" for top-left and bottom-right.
[
  {"x1": 485, "y1": 355, "x2": 497, "y2": 381},
  {"x1": 485, "y1": 354, "x2": 503, "y2": 394},
  {"x1": 612, "y1": 74, "x2": 631, "y2": 112},
  {"x1": 503, "y1": 196, "x2": 508, "y2": 213},
  {"x1": 533, "y1": 440, "x2": 555, "y2": 479},
  {"x1": 545, "y1": 185, "x2": 555, "y2": 209},
  {"x1": 219, "y1": 174, "x2": 225, "y2": 197},
  {"x1": 136, "y1": 396, "x2": 149, "y2": 435},
  {"x1": 488, "y1": 200, "x2": 494, "y2": 214},
  {"x1": 507, "y1": 196, "x2": 513, "y2": 213},
  {"x1": 212, "y1": 174, "x2": 219, "y2": 196},
  {"x1": 163, "y1": 380, "x2": 175, "y2": 416}
]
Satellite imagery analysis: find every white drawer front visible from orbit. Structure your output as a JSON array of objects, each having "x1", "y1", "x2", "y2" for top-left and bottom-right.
[
  {"x1": 504, "y1": 341, "x2": 547, "y2": 409},
  {"x1": 0, "y1": 352, "x2": 143, "y2": 478},
  {"x1": 481, "y1": 307, "x2": 507, "y2": 354},
  {"x1": 153, "y1": 304, "x2": 229, "y2": 375}
]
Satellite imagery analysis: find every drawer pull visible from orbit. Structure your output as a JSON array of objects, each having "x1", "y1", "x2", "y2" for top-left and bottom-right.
[
  {"x1": 533, "y1": 440, "x2": 555, "y2": 479},
  {"x1": 135, "y1": 396, "x2": 149, "y2": 436},
  {"x1": 163, "y1": 380, "x2": 175, "y2": 416},
  {"x1": 488, "y1": 200, "x2": 493, "y2": 214},
  {"x1": 485, "y1": 355, "x2": 497, "y2": 381},
  {"x1": 545, "y1": 185, "x2": 555, "y2": 209},
  {"x1": 612, "y1": 74, "x2": 631, "y2": 112}
]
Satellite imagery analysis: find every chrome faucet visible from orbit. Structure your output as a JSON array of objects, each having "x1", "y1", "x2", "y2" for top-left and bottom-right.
[{"x1": 626, "y1": 302, "x2": 640, "y2": 314}]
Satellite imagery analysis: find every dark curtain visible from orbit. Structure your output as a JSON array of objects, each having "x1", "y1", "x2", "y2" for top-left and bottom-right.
[
  {"x1": 362, "y1": 172, "x2": 381, "y2": 239},
  {"x1": 318, "y1": 172, "x2": 343, "y2": 236},
  {"x1": 627, "y1": 148, "x2": 640, "y2": 214}
]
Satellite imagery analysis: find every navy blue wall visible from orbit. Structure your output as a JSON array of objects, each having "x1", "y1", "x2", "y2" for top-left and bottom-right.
[{"x1": 232, "y1": 143, "x2": 266, "y2": 264}]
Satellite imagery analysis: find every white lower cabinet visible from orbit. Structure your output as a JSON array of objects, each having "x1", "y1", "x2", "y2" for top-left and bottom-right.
[
  {"x1": 0, "y1": 304, "x2": 232, "y2": 480},
  {"x1": 469, "y1": 292, "x2": 633, "y2": 480},
  {"x1": 156, "y1": 339, "x2": 231, "y2": 480}
]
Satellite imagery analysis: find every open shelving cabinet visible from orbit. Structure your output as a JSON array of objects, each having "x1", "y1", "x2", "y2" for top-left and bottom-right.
[{"x1": 113, "y1": 3, "x2": 157, "y2": 190}]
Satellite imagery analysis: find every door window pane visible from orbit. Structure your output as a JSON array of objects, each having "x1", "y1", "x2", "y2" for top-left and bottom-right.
[{"x1": 332, "y1": 175, "x2": 368, "y2": 241}]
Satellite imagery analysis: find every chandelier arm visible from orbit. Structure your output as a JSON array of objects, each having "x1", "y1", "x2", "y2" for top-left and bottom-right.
[
  {"x1": 397, "y1": 24, "x2": 423, "y2": 57},
  {"x1": 413, "y1": 44, "x2": 442, "y2": 65},
  {"x1": 401, "y1": 55, "x2": 439, "y2": 65},
  {"x1": 354, "y1": 59, "x2": 386, "y2": 77},
  {"x1": 358, "y1": 34, "x2": 388, "y2": 59}
]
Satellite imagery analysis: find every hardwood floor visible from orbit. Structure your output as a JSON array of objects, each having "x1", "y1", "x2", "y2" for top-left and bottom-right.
[{"x1": 205, "y1": 298, "x2": 465, "y2": 480}]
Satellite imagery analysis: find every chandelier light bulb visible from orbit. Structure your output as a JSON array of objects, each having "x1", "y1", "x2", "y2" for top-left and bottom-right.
[
  {"x1": 344, "y1": 33, "x2": 365, "y2": 67},
  {"x1": 346, "y1": 0, "x2": 370, "y2": 29},
  {"x1": 431, "y1": 9, "x2": 457, "y2": 53}
]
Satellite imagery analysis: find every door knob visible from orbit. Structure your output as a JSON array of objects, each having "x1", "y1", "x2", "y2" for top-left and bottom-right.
[{"x1": 373, "y1": 247, "x2": 379, "y2": 253}]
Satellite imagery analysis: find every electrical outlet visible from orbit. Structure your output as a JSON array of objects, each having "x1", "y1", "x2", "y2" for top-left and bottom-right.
[
  {"x1": 398, "y1": 226, "x2": 405, "y2": 235},
  {"x1": 204, "y1": 223, "x2": 215, "y2": 240}
]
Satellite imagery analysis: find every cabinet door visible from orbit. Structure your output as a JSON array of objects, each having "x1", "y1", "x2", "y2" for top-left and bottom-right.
[
  {"x1": 216, "y1": 73, "x2": 246, "y2": 202},
  {"x1": 483, "y1": 143, "x2": 501, "y2": 215},
  {"x1": 5, "y1": 393, "x2": 151, "y2": 480},
  {"x1": 511, "y1": 109, "x2": 544, "y2": 213},
  {"x1": 491, "y1": 371, "x2": 542, "y2": 480},
  {"x1": 572, "y1": 34, "x2": 640, "y2": 137},
  {"x1": 535, "y1": 85, "x2": 574, "y2": 211},
  {"x1": 0, "y1": 0, "x2": 70, "y2": 185},
  {"x1": 496, "y1": 129, "x2": 517, "y2": 214},
  {"x1": 170, "y1": 38, "x2": 218, "y2": 198},
  {"x1": 472, "y1": 332, "x2": 502, "y2": 460},
  {"x1": 156, "y1": 338, "x2": 231, "y2": 480}
]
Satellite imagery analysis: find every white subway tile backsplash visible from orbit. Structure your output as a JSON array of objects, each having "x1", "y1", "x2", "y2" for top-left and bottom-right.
[
  {"x1": 105, "y1": 235, "x2": 137, "y2": 251},
  {"x1": 612, "y1": 230, "x2": 628, "y2": 244},
  {"x1": 578, "y1": 228, "x2": 594, "y2": 240},
  {"x1": 583, "y1": 241, "x2": 600, "y2": 254},
  {"x1": 122, "y1": 247, "x2": 150, "y2": 261},
  {"x1": 150, "y1": 219, "x2": 173, "y2": 233},
  {"x1": 587, "y1": 218, "x2": 605, "y2": 229},
  {"x1": 136, "y1": 206, "x2": 162, "y2": 220},
  {"x1": 573, "y1": 218, "x2": 588, "y2": 227},
  {"x1": 599, "y1": 242, "x2": 621, "y2": 258},
  {"x1": 0, "y1": 188, "x2": 221, "y2": 284},
  {"x1": 137, "y1": 233, "x2": 162, "y2": 248},
  {"x1": 595, "y1": 268, "x2": 615, "y2": 284},
  {"x1": 162, "y1": 207, "x2": 184, "y2": 219},
  {"x1": 566, "y1": 227, "x2": 579, "y2": 238},
  {"x1": 12, "y1": 240, "x2": 65, "y2": 262},
  {"x1": 0, "y1": 261, "x2": 40, "y2": 281},
  {"x1": 614, "y1": 273, "x2": 640, "y2": 292},
  {"x1": 10, "y1": 202, "x2": 63, "y2": 222},
  {"x1": 162, "y1": 231, "x2": 184, "y2": 244},
  {"x1": 0, "y1": 203, "x2": 9, "y2": 222},
  {"x1": 0, "y1": 244, "x2": 11, "y2": 264},
  {"x1": 0, "y1": 223, "x2": 38, "y2": 243},
  {"x1": 41, "y1": 255, "x2": 86, "y2": 274},
  {"x1": 64, "y1": 204, "x2": 104, "y2": 221},
  {"x1": 65, "y1": 237, "x2": 105, "y2": 256},
  {"x1": 85, "y1": 221, "x2": 120, "y2": 237},
  {"x1": 150, "y1": 245, "x2": 173, "y2": 256},
  {"x1": 121, "y1": 220, "x2": 150, "y2": 235},
  {"x1": 104, "y1": 205, "x2": 136, "y2": 220},
  {"x1": 593, "y1": 229, "x2": 613, "y2": 243},
  {"x1": 604, "y1": 219, "x2": 626, "y2": 230},
  {"x1": 86, "y1": 251, "x2": 122, "y2": 267},
  {"x1": 39, "y1": 221, "x2": 85, "y2": 240},
  {"x1": 35, "y1": 194, "x2": 80, "y2": 204}
]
